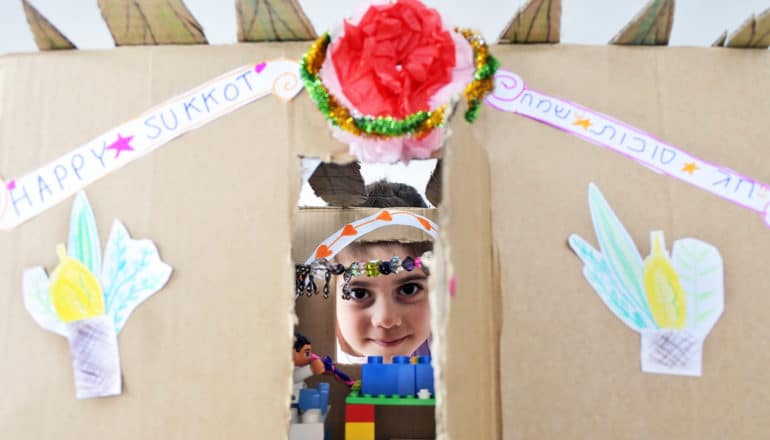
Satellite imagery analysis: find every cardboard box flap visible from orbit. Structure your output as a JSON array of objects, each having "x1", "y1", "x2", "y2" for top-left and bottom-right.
[
  {"x1": 488, "y1": 45, "x2": 770, "y2": 439},
  {"x1": 0, "y1": 44, "x2": 300, "y2": 439}
]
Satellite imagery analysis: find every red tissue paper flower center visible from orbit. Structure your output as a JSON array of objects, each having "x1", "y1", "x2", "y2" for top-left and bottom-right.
[{"x1": 331, "y1": 0, "x2": 457, "y2": 118}]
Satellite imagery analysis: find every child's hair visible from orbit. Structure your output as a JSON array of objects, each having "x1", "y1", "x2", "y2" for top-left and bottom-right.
[
  {"x1": 293, "y1": 332, "x2": 311, "y2": 352},
  {"x1": 341, "y1": 179, "x2": 432, "y2": 260},
  {"x1": 354, "y1": 179, "x2": 428, "y2": 208},
  {"x1": 336, "y1": 240, "x2": 433, "y2": 262}
]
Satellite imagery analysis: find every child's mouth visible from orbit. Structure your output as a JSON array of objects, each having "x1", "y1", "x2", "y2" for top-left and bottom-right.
[{"x1": 370, "y1": 336, "x2": 409, "y2": 347}]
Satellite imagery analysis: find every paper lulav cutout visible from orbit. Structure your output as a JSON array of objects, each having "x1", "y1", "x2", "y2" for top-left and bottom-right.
[
  {"x1": 23, "y1": 192, "x2": 172, "y2": 398},
  {"x1": 305, "y1": 209, "x2": 438, "y2": 264},
  {"x1": 569, "y1": 183, "x2": 724, "y2": 376}
]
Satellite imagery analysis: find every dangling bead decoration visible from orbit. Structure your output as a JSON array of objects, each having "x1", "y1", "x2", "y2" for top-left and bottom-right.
[
  {"x1": 341, "y1": 272, "x2": 353, "y2": 300},
  {"x1": 296, "y1": 253, "x2": 432, "y2": 300},
  {"x1": 295, "y1": 264, "x2": 310, "y2": 297},
  {"x1": 331, "y1": 263, "x2": 346, "y2": 275},
  {"x1": 307, "y1": 273, "x2": 317, "y2": 295},
  {"x1": 323, "y1": 270, "x2": 332, "y2": 299}
]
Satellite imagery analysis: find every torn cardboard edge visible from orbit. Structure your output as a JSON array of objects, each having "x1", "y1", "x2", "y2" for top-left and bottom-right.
[{"x1": 290, "y1": 206, "x2": 443, "y2": 439}]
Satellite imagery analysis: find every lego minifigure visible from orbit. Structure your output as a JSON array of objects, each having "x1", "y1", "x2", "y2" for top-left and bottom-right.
[{"x1": 293, "y1": 332, "x2": 325, "y2": 404}]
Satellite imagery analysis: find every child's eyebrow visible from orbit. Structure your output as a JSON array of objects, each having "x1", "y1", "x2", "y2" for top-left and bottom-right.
[
  {"x1": 349, "y1": 273, "x2": 428, "y2": 287},
  {"x1": 395, "y1": 273, "x2": 429, "y2": 283}
]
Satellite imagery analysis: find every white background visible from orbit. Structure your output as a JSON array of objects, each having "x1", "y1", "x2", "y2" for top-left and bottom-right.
[{"x1": 0, "y1": 0, "x2": 767, "y2": 205}]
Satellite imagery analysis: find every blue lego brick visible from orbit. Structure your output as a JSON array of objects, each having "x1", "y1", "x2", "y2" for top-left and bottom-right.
[
  {"x1": 393, "y1": 356, "x2": 416, "y2": 397},
  {"x1": 415, "y1": 356, "x2": 434, "y2": 396},
  {"x1": 362, "y1": 356, "x2": 399, "y2": 396},
  {"x1": 361, "y1": 356, "x2": 383, "y2": 396},
  {"x1": 298, "y1": 383, "x2": 331, "y2": 415},
  {"x1": 318, "y1": 382, "x2": 330, "y2": 415},
  {"x1": 298, "y1": 388, "x2": 321, "y2": 412},
  {"x1": 361, "y1": 355, "x2": 436, "y2": 399}
]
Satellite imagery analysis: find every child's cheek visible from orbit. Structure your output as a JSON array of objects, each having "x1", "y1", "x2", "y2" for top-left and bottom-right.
[
  {"x1": 407, "y1": 300, "x2": 431, "y2": 335},
  {"x1": 353, "y1": 308, "x2": 372, "y2": 340},
  {"x1": 340, "y1": 305, "x2": 369, "y2": 348}
]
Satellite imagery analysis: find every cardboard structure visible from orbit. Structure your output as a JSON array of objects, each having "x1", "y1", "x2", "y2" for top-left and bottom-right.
[{"x1": 1, "y1": 41, "x2": 769, "y2": 439}]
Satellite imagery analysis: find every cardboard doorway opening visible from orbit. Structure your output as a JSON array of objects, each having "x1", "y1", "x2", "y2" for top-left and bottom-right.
[{"x1": 291, "y1": 158, "x2": 441, "y2": 440}]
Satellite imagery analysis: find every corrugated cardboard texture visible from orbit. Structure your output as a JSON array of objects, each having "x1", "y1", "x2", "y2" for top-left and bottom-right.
[
  {"x1": 0, "y1": 44, "x2": 304, "y2": 439},
  {"x1": 440, "y1": 121, "x2": 499, "y2": 440},
  {"x1": 485, "y1": 46, "x2": 770, "y2": 439}
]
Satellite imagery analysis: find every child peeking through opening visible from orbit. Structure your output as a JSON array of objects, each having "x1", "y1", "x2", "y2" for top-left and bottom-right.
[
  {"x1": 334, "y1": 240, "x2": 433, "y2": 364},
  {"x1": 334, "y1": 180, "x2": 433, "y2": 364}
]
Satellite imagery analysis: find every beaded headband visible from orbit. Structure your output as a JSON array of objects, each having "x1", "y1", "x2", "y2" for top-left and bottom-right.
[
  {"x1": 297, "y1": 209, "x2": 438, "y2": 299},
  {"x1": 296, "y1": 252, "x2": 432, "y2": 299}
]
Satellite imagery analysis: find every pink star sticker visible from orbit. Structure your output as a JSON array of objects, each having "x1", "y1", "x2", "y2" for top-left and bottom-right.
[{"x1": 106, "y1": 133, "x2": 135, "y2": 159}]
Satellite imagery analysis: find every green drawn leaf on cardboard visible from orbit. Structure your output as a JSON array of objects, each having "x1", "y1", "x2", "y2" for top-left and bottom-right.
[
  {"x1": 610, "y1": 0, "x2": 674, "y2": 45},
  {"x1": 68, "y1": 192, "x2": 101, "y2": 276},
  {"x1": 21, "y1": 0, "x2": 76, "y2": 50},
  {"x1": 98, "y1": 0, "x2": 207, "y2": 45},
  {"x1": 672, "y1": 238, "x2": 724, "y2": 337},
  {"x1": 236, "y1": 0, "x2": 316, "y2": 42},
  {"x1": 498, "y1": 0, "x2": 561, "y2": 44},
  {"x1": 725, "y1": 8, "x2": 770, "y2": 49}
]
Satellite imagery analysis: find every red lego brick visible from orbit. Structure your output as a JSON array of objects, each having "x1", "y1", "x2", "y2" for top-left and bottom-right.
[{"x1": 345, "y1": 403, "x2": 375, "y2": 422}]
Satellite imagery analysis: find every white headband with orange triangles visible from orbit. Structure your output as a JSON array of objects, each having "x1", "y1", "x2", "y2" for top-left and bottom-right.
[{"x1": 305, "y1": 209, "x2": 438, "y2": 265}]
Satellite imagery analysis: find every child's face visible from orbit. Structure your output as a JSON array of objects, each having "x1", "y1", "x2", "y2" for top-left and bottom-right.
[{"x1": 335, "y1": 243, "x2": 431, "y2": 361}]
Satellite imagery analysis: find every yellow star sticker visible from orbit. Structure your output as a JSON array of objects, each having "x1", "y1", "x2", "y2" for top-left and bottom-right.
[
  {"x1": 573, "y1": 116, "x2": 592, "y2": 130},
  {"x1": 682, "y1": 162, "x2": 699, "y2": 175}
]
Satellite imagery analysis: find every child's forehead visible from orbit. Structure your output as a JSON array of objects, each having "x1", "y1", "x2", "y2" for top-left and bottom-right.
[{"x1": 336, "y1": 242, "x2": 418, "y2": 263}]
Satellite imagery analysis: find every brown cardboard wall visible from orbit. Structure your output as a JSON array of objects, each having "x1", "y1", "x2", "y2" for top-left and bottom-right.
[
  {"x1": 0, "y1": 45, "x2": 300, "y2": 439},
  {"x1": 440, "y1": 122, "x2": 499, "y2": 439},
  {"x1": 3, "y1": 39, "x2": 768, "y2": 440},
  {"x1": 485, "y1": 46, "x2": 770, "y2": 439}
]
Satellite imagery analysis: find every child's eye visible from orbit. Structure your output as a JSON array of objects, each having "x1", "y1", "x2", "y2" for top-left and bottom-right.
[
  {"x1": 350, "y1": 288, "x2": 371, "y2": 301},
  {"x1": 398, "y1": 283, "x2": 422, "y2": 297}
]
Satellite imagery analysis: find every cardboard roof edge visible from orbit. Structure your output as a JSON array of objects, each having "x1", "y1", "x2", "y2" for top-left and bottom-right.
[{"x1": 17, "y1": 0, "x2": 769, "y2": 48}]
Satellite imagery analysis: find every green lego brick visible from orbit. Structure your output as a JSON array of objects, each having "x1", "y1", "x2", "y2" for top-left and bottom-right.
[{"x1": 345, "y1": 390, "x2": 436, "y2": 406}]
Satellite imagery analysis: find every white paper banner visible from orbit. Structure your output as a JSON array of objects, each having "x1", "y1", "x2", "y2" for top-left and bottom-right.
[
  {"x1": 487, "y1": 69, "x2": 770, "y2": 228},
  {"x1": 0, "y1": 59, "x2": 303, "y2": 231}
]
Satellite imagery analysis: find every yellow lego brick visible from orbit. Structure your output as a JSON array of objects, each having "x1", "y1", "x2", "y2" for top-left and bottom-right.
[{"x1": 345, "y1": 421, "x2": 374, "y2": 440}]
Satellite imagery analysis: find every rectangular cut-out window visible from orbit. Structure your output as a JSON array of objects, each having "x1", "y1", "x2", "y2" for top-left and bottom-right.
[{"x1": 290, "y1": 157, "x2": 440, "y2": 440}]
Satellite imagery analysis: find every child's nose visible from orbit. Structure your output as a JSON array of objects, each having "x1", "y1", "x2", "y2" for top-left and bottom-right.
[{"x1": 371, "y1": 299, "x2": 401, "y2": 329}]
